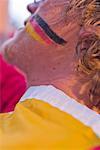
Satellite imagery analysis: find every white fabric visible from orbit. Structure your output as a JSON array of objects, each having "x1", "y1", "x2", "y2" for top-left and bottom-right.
[{"x1": 20, "y1": 85, "x2": 100, "y2": 137}]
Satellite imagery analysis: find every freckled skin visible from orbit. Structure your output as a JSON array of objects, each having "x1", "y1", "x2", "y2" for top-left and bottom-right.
[{"x1": 1, "y1": 0, "x2": 97, "y2": 111}]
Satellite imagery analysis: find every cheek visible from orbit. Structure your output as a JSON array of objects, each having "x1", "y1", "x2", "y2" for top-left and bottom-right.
[
  {"x1": 38, "y1": 4, "x2": 65, "y2": 24},
  {"x1": 4, "y1": 37, "x2": 44, "y2": 70}
]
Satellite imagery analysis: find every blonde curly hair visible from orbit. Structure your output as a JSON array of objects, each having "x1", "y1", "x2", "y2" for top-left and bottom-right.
[{"x1": 70, "y1": 0, "x2": 100, "y2": 111}]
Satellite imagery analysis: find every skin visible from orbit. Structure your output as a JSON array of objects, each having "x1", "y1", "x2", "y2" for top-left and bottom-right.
[{"x1": 1, "y1": 0, "x2": 95, "y2": 109}]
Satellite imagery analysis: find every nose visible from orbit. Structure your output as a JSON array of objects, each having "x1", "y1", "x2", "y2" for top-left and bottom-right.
[
  {"x1": 25, "y1": 2, "x2": 39, "y2": 26},
  {"x1": 27, "y1": 0, "x2": 45, "y2": 14},
  {"x1": 27, "y1": 3, "x2": 39, "y2": 14}
]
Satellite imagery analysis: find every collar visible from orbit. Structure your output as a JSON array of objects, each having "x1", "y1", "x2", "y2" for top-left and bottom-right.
[{"x1": 20, "y1": 85, "x2": 100, "y2": 137}]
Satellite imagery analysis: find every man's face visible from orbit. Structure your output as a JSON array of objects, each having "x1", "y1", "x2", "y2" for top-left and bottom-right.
[{"x1": 2, "y1": 0, "x2": 80, "y2": 75}]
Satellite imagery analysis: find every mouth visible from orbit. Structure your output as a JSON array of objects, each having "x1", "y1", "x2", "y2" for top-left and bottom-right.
[{"x1": 24, "y1": 17, "x2": 30, "y2": 26}]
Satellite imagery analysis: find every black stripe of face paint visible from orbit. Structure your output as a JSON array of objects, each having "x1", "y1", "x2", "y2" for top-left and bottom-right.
[{"x1": 31, "y1": 14, "x2": 67, "y2": 45}]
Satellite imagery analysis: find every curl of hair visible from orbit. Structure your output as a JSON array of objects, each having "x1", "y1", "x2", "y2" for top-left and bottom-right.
[{"x1": 74, "y1": 0, "x2": 100, "y2": 111}]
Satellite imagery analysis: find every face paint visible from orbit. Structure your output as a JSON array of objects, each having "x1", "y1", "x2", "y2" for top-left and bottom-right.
[
  {"x1": 30, "y1": 19, "x2": 54, "y2": 44},
  {"x1": 26, "y1": 21, "x2": 47, "y2": 45},
  {"x1": 26, "y1": 14, "x2": 67, "y2": 45}
]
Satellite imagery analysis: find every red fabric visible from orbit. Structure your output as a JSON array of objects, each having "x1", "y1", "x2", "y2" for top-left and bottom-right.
[
  {"x1": 0, "y1": 55, "x2": 27, "y2": 113},
  {"x1": 90, "y1": 146, "x2": 100, "y2": 150}
]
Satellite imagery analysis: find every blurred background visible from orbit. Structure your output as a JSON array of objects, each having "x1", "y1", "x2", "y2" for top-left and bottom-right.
[
  {"x1": 0, "y1": 0, "x2": 42, "y2": 45},
  {"x1": 9, "y1": 0, "x2": 34, "y2": 27}
]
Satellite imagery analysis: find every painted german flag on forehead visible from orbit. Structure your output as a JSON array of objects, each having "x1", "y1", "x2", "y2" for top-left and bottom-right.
[{"x1": 26, "y1": 14, "x2": 67, "y2": 45}]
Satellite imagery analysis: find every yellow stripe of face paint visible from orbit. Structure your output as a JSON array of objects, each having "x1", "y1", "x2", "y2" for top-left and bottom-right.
[{"x1": 26, "y1": 22, "x2": 46, "y2": 45}]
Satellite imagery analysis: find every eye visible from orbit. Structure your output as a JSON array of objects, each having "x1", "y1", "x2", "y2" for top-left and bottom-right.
[
  {"x1": 34, "y1": 0, "x2": 40, "y2": 2},
  {"x1": 34, "y1": 0, "x2": 46, "y2": 4},
  {"x1": 18, "y1": 27, "x2": 24, "y2": 30}
]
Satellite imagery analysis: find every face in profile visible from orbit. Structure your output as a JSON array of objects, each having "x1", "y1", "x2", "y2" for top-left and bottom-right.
[
  {"x1": 2, "y1": 0, "x2": 80, "y2": 75},
  {"x1": 1, "y1": 0, "x2": 100, "y2": 111}
]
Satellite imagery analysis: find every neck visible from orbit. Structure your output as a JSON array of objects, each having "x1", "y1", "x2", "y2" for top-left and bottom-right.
[
  {"x1": 27, "y1": 56, "x2": 75, "y2": 87},
  {"x1": 51, "y1": 71, "x2": 92, "y2": 107},
  {"x1": 52, "y1": 75, "x2": 100, "y2": 113},
  {"x1": 27, "y1": 59, "x2": 91, "y2": 108}
]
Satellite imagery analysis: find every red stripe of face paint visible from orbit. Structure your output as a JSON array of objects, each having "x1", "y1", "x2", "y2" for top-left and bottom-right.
[{"x1": 30, "y1": 19, "x2": 54, "y2": 45}]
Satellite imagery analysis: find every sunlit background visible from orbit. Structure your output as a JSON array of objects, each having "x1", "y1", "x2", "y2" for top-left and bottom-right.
[
  {"x1": 0, "y1": 0, "x2": 42, "y2": 45},
  {"x1": 9, "y1": 0, "x2": 34, "y2": 27}
]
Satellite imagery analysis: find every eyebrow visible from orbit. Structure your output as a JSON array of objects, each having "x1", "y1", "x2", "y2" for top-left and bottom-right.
[{"x1": 30, "y1": 14, "x2": 67, "y2": 45}]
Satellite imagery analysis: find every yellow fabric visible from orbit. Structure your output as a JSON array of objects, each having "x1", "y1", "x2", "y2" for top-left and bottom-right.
[
  {"x1": 26, "y1": 22, "x2": 46, "y2": 45},
  {"x1": 0, "y1": 99, "x2": 100, "y2": 150}
]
